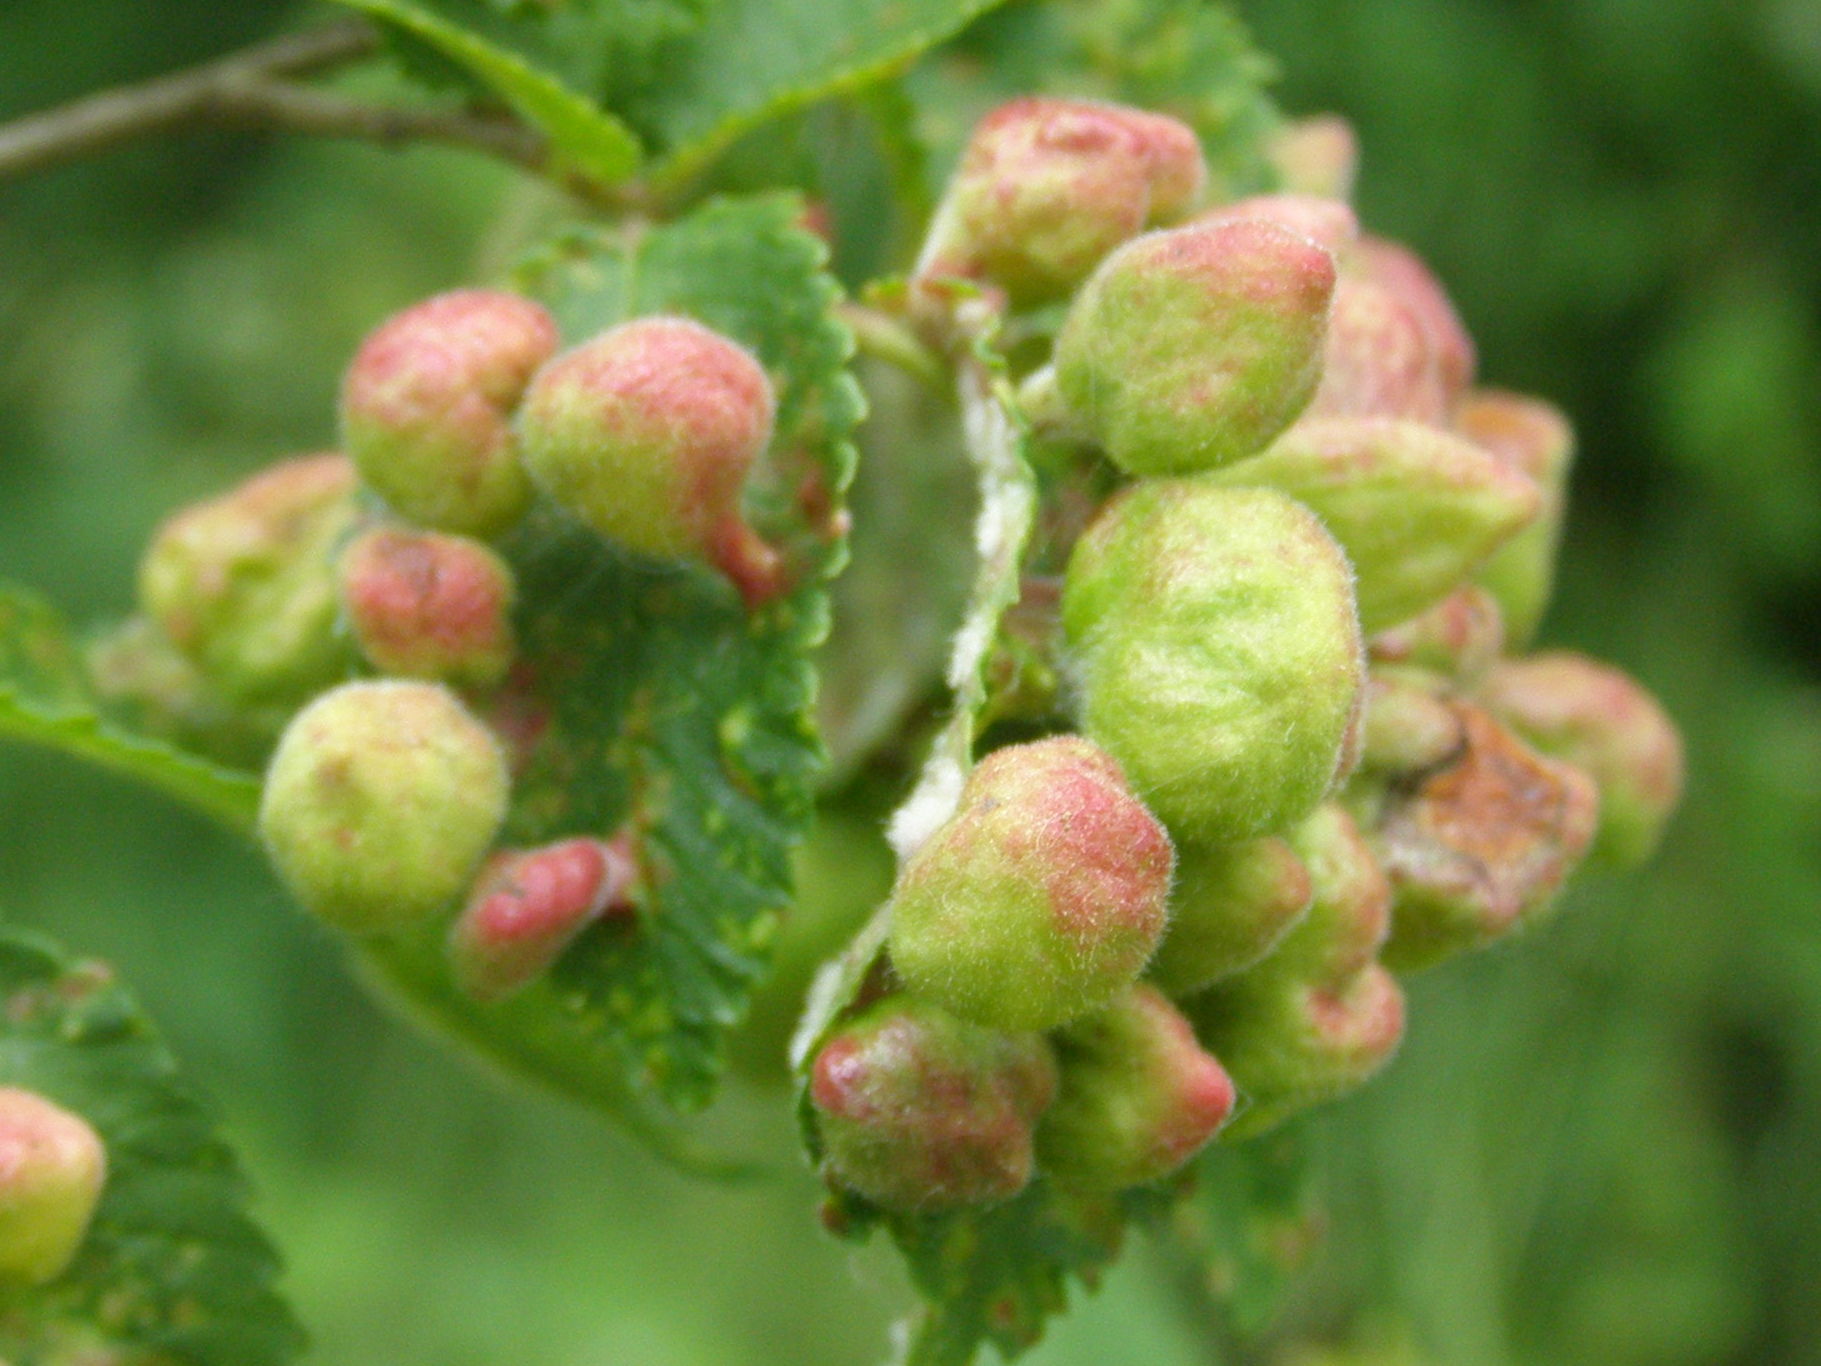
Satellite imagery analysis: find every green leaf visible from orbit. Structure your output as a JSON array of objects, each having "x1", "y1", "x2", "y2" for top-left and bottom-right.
[
  {"x1": 354, "y1": 196, "x2": 858, "y2": 1162},
  {"x1": 328, "y1": 0, "x2": 644, "y2": 184},
  {"x1": 881, "y1": 1182, "x2": 1143, "y2": 1365},
  {"x1": 633, "y1": 0, "x2": 1010, "y2": 185},
  {"x1": 0, "y1": 585, "x2": 262, "y2": 837},
  {"x1": 1191, "y1": 1127, "x2": 1320, "y2": 1335},
  {"x1": 0, "y1": 927, "x2": 304, "y2": 1366}
]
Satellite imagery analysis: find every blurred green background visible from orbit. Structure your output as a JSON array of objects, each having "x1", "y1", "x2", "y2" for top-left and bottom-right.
[{"x1": 2, "y1": 1, "x2": 1818, "y2": 1362}]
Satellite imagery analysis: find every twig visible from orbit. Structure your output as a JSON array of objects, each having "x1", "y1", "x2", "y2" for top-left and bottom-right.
[
  {"x1": 201, "y1": 81, "x2": 549, "y2": 175},
  {"x1": 0, "y1": 18, "x2": 546, "y2": 184}
]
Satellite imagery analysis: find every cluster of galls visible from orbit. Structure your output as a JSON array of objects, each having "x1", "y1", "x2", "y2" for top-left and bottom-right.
[
  {"x1": 115, "y1": 287, "x2": 783, "y2": 997},
  {"x1": 807, "y1": 97, "x2": 1682, "y2": 1212}
]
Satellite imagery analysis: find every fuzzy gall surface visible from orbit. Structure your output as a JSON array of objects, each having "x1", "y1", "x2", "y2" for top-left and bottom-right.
[
  {"x1": 810, "y1": 999, "x2": 1057, "y2": 1212},
  {"x1": 1213, "y1": 416, "x2": 1541, "y2": 633},
  {"x1": 1346, "y1": 236, "x2": 1477, "y2": 406},
  {"x1": 1063, "y1": 483, "x2": 1364, "y2": 844},
  {"x1": 887, "y1": 736, "x2": 1173, "y2": 1033},
  {"x1": 340, "y1": 289, "x2": 557, "y2": 537},
  {"x1": 1190, "y1": 961, "x2": 1405, "y2": 1140},
  {"x1": 449, "y1": 837, "x2": 635, "y2": 1000},
  {"x1": 138, "y1": 452, "x2": 357, "y2": 707},
  {"x1": 1480, "y1": 652, "x2": 1684, "y2": 870},
  {"x1": 1054, "y1": 219, "x2": 1337, "y2": 476},
  {"x1": 1369, "y1": 585, "x2": 1506, "y2": 687},
  {"x1": 1373, "y1": 703, "x2": 1599, "y2": 971},
  {"x1": 1148, "y1": 836, "x2": 1313, "y2": 996},
  {"x1": 916, "y1": 97, "x2": 1205, "y2": 305},
  {"x1": 518, "y1": 317, "x2": 777, "y2": 592},
  {"x1": 1454, "y1": 390, "x2": 1575, "y2": 648},
  {"x1": 340, "y1": 528, "x2": 517, "y2": 688},
  {"x1": 1357, "y1": 672, "x2": 1468, "y2": 778},
  {"x1": 1253, "y1": 803, "x2": 1393, "y2": 990},
  {"x1": 1305, "y1": 277, "x2": 1451, "y2": 424},
  {"x1": 1188, "y1": 194, "x2": 1360, "y2": 257},
  {"x1": 1267, "y1": 116, "x2": 1359, "y2": 202},
  {"x1": 1036, "y1": 985, "x2": 1235, "y2": 1192},
  {"x1": 259, "y1": 680, "x2": 510, "y2": 937},
  {"x1": 0, "y1": 1088, "x2": 107, "y2": 1286}
]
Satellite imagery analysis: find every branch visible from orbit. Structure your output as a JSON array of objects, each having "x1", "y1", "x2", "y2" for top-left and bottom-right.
[
  {"x1": 203, "y1": 81, "x2": 550, "y2": 175},
  {"x1": 0, "y1": 18, "x2": 544, "y2": 184}
]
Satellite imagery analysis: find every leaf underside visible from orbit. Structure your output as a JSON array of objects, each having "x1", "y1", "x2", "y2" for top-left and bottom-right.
[{"x1": 0, "y1": 927, "x2": 304, "y2": 1366}]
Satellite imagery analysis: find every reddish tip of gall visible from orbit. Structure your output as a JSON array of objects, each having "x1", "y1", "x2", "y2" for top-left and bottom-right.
[
  {"x1": 452, "y1": 836, "x2": 634, "y2": 1000},
  {"x1": 1146, "y1": 219, "x2": 1338, "y2": 311},
  {"x1": 810, "y1": 1035, "x2": 867, "y2": 1118}
]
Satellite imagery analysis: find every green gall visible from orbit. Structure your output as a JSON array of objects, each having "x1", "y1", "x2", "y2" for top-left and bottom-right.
[
  {"x1": 1054, "y1": 220, "x2": 1337, "y2": 476},
  {"x1": 1358, "y1": 672, "x2": 1467, "y2": 777},
  {"x1": 1454, "y1": 390, "x2": 1575, "y2": 648},
  {"x1": 1189, "y1": 961, "x2": 1404, "y2": 1139},
  {"x1": 916, "y1": 97, "x2": 1205, "y2": 305},
  {"x1": 810, "y1": 998, "x2": 1057, "y2": 1212},
  {"x1": 1063, "y1": 483, "x2": 1364, "y2": 843},
  {"x1": 1213, "y1": 416, "x2": 1541, "y2": 633},
  {"x1": 87, "y1": 615, "x2": 290, "y2": 767},
  {"x1": 1480, "y1": 652, "x2": 1684, "y2": 870},
  {"x1": 0, "y1": 1088, "x2": 106, "y2": 1286},
  {"x1": 1372, "y1": 703, "x2": 1599, "y2": 971},
  {"x1": 1347, "y1": 235, "x2": 1476, "y2": 405},
  {"x1": 1036, "y1": 985, "x2": 1235, "y2": 1192},
  {"x1": 260, "y1": 679, "x2": 510, "y2": 937},
  {"x1": 1267, "y1": 115, "x2": 1359, "y2": 202},
  {"x1": 1148, "y1": 836, "x2": 1313, "y2": 996},
  {"x1": 1188, "y1": 194, "x2": 1359, "y2": 256},
  {"x1": 888, "y1": 736, "x2": 1173, "y2": 1033},
  {"x1": 518, "y1": 317, "x2": 783, "y2": 605},
  {"x1": 341, "y1": 289, "x2": 557, "y2": 536},
  {"x1": 1305, "y1": 278, "x2": 1450, "y2": 424},
  {"x1": 449, "y1": 836, "x2": 635, "y2": 1001},
  {"x1": 1249, "y1": 803, "x2": 1392, "y2": 990},
  {"x1": 1369, "y1": 585, "x2": 1506, "y2": 687},
  {"x1": 138, "y1": 452, "x2": 357, "y2": 706},
  {"x1": 339, "y1": 528, "x2": 517, "y2": 688}
]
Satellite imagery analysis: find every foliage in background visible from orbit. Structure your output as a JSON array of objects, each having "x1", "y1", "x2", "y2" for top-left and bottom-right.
[{"x1": 0, "y1": 0, "x2": 1817, "y2": 1363}]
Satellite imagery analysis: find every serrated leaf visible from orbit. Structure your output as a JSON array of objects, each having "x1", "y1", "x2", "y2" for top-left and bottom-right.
[
  {"x1": 0, "y1": 927, "x2": 303, "y2": 1366},
  {"x1": 882, "y1": 1181, "x2": 1138, "y2": 1365},
  {"x1": 635, "y1": 0, "x2": 1011, "y2": 185},
  {"x1": 1191, "y1": 1126, "x2": 1321, "y2": 1335},
  {"x1": 352, "y1": 196, "x2": 857, "y2": 1162},
  {"x1": 328, "y1": 0, "x2": 644, "y2": 184},
  {"x1": 0, "y1": 585, "x2": 262, "y2": 836}
]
